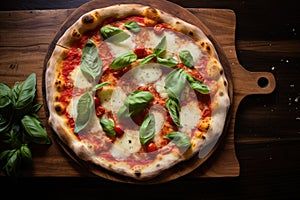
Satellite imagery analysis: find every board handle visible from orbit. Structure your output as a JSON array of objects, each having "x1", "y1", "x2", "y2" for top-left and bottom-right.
[{"x1": 232, "y1": 64, "x2": 276, "y2": 101}]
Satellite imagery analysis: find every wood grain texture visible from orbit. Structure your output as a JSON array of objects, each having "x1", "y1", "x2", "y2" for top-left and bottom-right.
[{"x1": 0, "y1": 4, "x2": 274, "y2": 182}]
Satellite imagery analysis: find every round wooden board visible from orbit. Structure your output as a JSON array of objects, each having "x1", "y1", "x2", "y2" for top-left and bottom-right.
[{"x1": 43, "y1": 0, "x2": 234, "y2": 184}]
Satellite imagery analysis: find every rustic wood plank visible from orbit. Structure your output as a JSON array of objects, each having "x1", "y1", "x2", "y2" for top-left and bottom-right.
[{"x1": 1, "y1": 7, "x2": 273, "y2": 179}]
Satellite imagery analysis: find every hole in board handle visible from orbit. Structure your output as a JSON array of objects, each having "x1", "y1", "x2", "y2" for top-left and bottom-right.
[{"x1": 257, "y1": 77, "x2": 269, "y2": 88}]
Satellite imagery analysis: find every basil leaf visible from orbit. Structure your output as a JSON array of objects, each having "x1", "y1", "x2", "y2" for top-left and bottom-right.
[
  {"x1": 164, "y1": 68, "x2": 187, "y2": 99},
  {"x1": 80, "y1": 40, "x2": 102, "y2": 82},
  {"x1": 165, "y1": 131, "x2": 191, "y2": 150},
  {"x1": 154, "y1": 36, "x2": 167, "y2": 56},
  {"x1": 20, "y1": 144, "x2": 32, "y2": 162},
  {"x1": 100, "y1": 118, "x2": 116, "y2": 138},
  {"x1": 139, "y1": 54, "x2": 155, "y2": 65},
  {"x1": 13, "y1": 73, "x2": 36, "y2": 110},
  {"x1": 0, "y1": 83, "x2": 12, "y2": 109},
  {"x1": 100, "y1": 26, "x2": 130, "y2": 43},
  {"x1": 0, "y1": 149, "x2": 21, "y2": 176},
  {"x1": 186, "y1": 74, "x2": 211, "y2": 94},
  {"x1": 139, "y1": 114, "x2": 155, "y2": 146},
  {"x1": 110, "y1": 52, "x2": 137, "y2": 70},
  {"x1": 74, "y1": 92, "x2": 94, "y2": 133},
  {"x1": 165, "y1": 97, "x2": 181, "y2": 127},
  {"x1": 91, "y1": 81, "x2": 112, "y2": 92},
  {"x1": 117, "y1": 90, "x2": 153, "y2": 118},
  {"x1": 157, "y1": 56, "x2": 178, "y2": 67},
  {"x1": 125, "y1": 21, "x2": 141, "y2": 33},
  {"x1": 21, "y1": 115, "x2": 51, "y2": 144},
  {"x1": 0, "y1": 113, "x2": 12, "y2": 133},
  {"x1": 179, "y1": 50, "x2": 194, "y2": 68}
]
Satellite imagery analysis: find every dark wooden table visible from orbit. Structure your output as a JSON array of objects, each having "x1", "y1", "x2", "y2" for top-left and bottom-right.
[{"x1": 1, "y1": 0, "x2": 299, "y2": 199}]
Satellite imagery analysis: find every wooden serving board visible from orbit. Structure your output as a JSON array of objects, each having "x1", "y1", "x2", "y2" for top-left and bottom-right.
[{"x1": 0, "y1": 3, "x2": 275, "y2": 182}]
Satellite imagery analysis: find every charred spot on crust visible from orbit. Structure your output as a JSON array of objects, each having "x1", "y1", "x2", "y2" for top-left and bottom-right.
[
  {"x1": 224, "y1": 80, "x2": 227, "y2": 86},
  {"x1": 134, "y1": 170, "x2": 141, "y2": 177},
  {"x1": 220, "y1": 69, "x2": 224, "y2": 75},
  {"x1": 82, "y1": 14, "x2": 94, "y2": 24},
  {"x1": 219, "y1": 91, "x2": 224, "y2": 96},
  {"x1": 148, "y1": 7, "x2": 158, "y2": 14},
  {"x1": 71, "y1": 29, "x2": 81, "y2": 38},
  {"x1": 206, "y1": 45, "x2": 211, "y2": 52},
  {"x1": 144, "y1": 7, "x2": 160, "y2": 21},
  {"x1": 156, "y1": 163, "x2": 160, "y2": 167},
  {"x1": 189, "y1": 31, "x2": 194, "y2": 36},
  {"x1": 54, "y1": 103, "x2": 65, "y2": 114}
]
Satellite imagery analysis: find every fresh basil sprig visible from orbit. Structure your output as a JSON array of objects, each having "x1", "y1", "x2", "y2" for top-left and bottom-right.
[
  {"x1": 139, "y1": 114, "x2": 155, "y2": 146},
  {"x1": 100, "y1": 26, "x2": 130, "y2": 43},
  {"x1": 0, "y1": 73, "x2": 51, "y2": 176},
  {"x1": 80, "y1": 40, "x2": 102, "y2": 82},
  {"x1": 117, "y1": 90, "x2": 153, "y2": 118},
  {"x1": 100, "y1": 118, "x2": 116, "y2": 138},
  {"x1": 110, "y1": 52, "x2": 137, "y2": 70},
  {"x1": 125, "y1": 21, "x2": 141, "y2": 33},
  {"x1": 186, "y1": 74, "x2": 211, "y2": 94},
  {"x1": 179, "y1": 50, "x2": 194, "y2": 68},
  {"x1": 140, "y1": 36, "x2": 178, "y2": 67},
  {"x1": 165, "y1": 131, "x2": 191, "y2": 150}
]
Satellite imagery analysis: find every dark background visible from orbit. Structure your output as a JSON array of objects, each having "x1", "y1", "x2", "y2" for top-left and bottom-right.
[{"x1": 0, "y1": 0, "x2": 299, "y2": 199}]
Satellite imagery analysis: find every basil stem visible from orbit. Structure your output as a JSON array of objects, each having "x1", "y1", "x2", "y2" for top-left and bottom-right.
[
  {"x1": 91, "y1": 81, "x2": 112, "y2": 92},
  {"x1": 80, "y1": 40, "x2": 102, "y2": 82},
  {"x1": 125, "y1": 21, "x2": 141, "y2": 33},
  {"x1": 186, "y1": 74, "x2": 211, "y2": 94},
  {"x1": 140, "y1": 54, "x2": 155, "y2": 65},
  {"x1": 74, "y1": 92, "x2": 94, "y2": 133},
  {"x1": 100, "y1": 118, "x2": 116, "y2": 138},
  {"x1": 165, "y1": 131, "x2": 191, "y2": 150},
  {"x1": 157, "y1": 56, "x2": 178, "y2": 67},
  {"x1": 179, "y1": 50, "x2": 194, "y2": 68},
  {"x1": 110, "y1": 52, "x2": 137, "y2": 70},
  {"x1": 117, "y1": 90, "x2": 153, "y2": 118},
  {"x1": 139, "y1": 114, "x2": 155, "y2": 146},
  {"x1": 100, "y1": 26, "x2": 130, "y2": 43}
]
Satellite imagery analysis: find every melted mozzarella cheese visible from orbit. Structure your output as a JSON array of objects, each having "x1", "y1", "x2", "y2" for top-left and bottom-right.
[
  {"x1": 106, "y1": 32, "x2": 135, "y2": 58},
  {"x1": 179, "y1": 100, "x2": 202, "y2": 134},
  {"x1": 143, "y1": 29, "x2": 201, "y2": 61},
  {"x1": 149, "y1": 105, "x2": 166, "y2": 136},
  {"x1": 66, "y1": 95, "x2": 80, "y2": 119},
  {"x1": 109, "y1": 86, "x2": 127, "y2": 113},
  {"x1": 155, "y1": 76, "x2": 168, "y2": 99},
  {"x1": 70, "y1": 66, "x2": 93, "y2": 90},
  {"x1": 130, "y1": 63, "x2": 162, "y2": 84},
  {"x1": 110, "y1": 129, "x2": 141, "y2": 160}
]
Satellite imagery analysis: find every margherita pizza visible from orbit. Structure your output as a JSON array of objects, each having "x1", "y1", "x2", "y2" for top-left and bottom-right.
[{"x1": 45, "y1": 4, "x2": 230, "y2": 181}]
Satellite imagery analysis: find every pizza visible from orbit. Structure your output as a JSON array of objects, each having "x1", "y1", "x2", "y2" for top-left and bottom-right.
[{"x1": 45, "y1": 4, "x2": 230, "y2": 181}]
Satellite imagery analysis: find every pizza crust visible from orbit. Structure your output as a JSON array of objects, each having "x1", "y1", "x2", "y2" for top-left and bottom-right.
[{"x1": 45, "y1": 4, "x2": 230, "y2": 181}]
